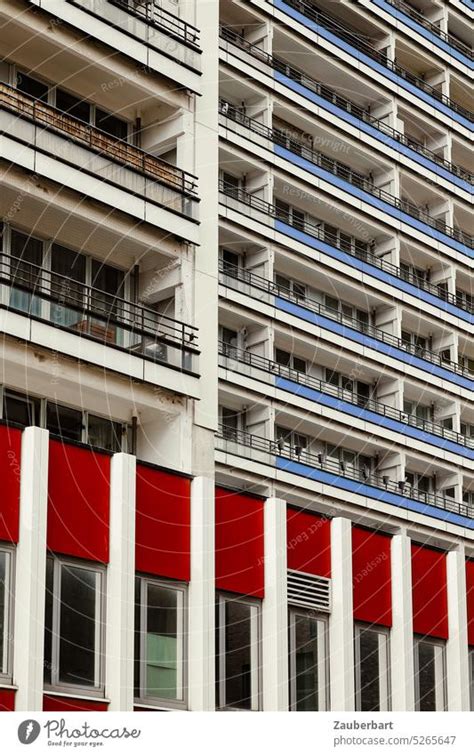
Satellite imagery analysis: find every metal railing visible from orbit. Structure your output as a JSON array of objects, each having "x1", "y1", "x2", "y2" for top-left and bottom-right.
[
  {"x1": 219, "y1": 99, "x2": 474, "y2": 245},
  {"x1": 218, "y1": 340, "x2": 474, "y2": 449},
  {"x1": 220, "y1": 26, "x2": 474, "y2": 186},
  {"x1": 0, "y1": 81, "x2": 198, "y2": 198},
  {"x1": 275, "y1": 0, "x2": 473, "y2": 118},
  {"x1": 218, "y1": 258, "x2": 473, "y2": 380},
  {"x1": 216, "y1": 424, "x2": 473, "y2": 518},
  {"x1": 107, "y1": 0, "x2": 201, "y2": 48},
  {"x1": 219, "y1": 184, "x2": 474, "y2": 319},
  {"x1": 0, "y1": 253, "x2": 199, "y2": 372},
  {"x1": 384, "y1": 0, "x2": 473, "y2": 59}
]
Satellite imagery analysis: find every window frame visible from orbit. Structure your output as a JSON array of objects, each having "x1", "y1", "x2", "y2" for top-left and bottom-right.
[
  {"x1": 44, "y1": 555, "x2": 106, "y2": 696},
  {"x1": 134, "y1": 575, "x2": 188, "y2": 710},
  {"x1": 216, "y1": 592, "x2": 262, "y2": 711},
  {"x1": 0, "y1": 545, "x2": 14, "y2": 684},
  {"x1": 354, "y1": 622, "x2": 391, "y2": 712},
  {"x1": 413, "y1": 634, "x2": 447, "y2": 712},
  {"x1": 288, "y1": 607, "x2": 329, "y2": 712}
]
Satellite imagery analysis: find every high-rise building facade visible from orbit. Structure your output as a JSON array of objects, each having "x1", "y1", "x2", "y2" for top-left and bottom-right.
[{"x1": 0, "y1": 0, "x2": 472, "y2": 713}]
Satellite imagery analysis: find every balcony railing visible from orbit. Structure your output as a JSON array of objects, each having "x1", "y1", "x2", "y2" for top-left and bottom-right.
[
  {"x1": 218, "y1": 258, "x2": 472, "y2": 380},
  {"x1": 218, "y1": 340, "x2": 474, "y2": 449},
  {"x1": 384, "y1": 0, "x2": 473, "y2": 59},
  {"x1": 274, "y1": 1, "x2": 473, "y2": 119},
  {"x1": 0, "y1": 82, "x2": 198, "y2": 203},
  {"x1": 219, "y1": 184, "x2": 474, "y2": 319},
  {"x1": 216, "y1": 425, "x2": 472, "y2": 518},
  {"x1": 107, "y1": 0, "x2": 200, "y2": 48},
  {"x1": 0, "y1": 253, "x2": 199, "y2": 373},
  {"x1": 220, "y1": 27, "x2": 474, "y2": 186},
  {"x1": 219, "y1": 99, "x2": 474, "y2": 244}
]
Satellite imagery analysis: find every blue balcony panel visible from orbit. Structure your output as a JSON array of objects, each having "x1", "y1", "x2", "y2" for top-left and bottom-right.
[
  {"x1": 275, "y1": 377, "x2": 474, "y2": 460},
  {"x1": 274, "y1": 0, "x2": 473, "y2": 130},
  {"x1": 276, "y1": 296, "x2": 474, "y2": 392},
  {"x1": 275, "y1": 456, "x2": 474, "y2": 529}
]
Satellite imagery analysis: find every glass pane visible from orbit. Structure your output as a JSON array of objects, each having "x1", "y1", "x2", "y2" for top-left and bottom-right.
[
  {"x1": 43, "y1": 558, "x2": 54, "y2": 685},
  {"x1": 293, "y1": 615, "x2": 324, "y2": 711},
  {"x1": 416, "y1": 641, "x2": 445, "y2": 711},
  {"x1": 224, "y1": 600, "x2": 253, "y2": 709},
  {"x1": 91, "y1": 260, "x2": 124, "y2": 320},
  {"x1": 0, "y1": 552, "x2": 7, "y2": 674},
  {"x1": 87, "y1": 415, "x2": 122, "y2": 452},
  {"x1": 17, "y1": 72, "x2": 48, "y2": 101},
  {"x1": 10, "y1": 230, "x2": 43, "y2": 316},
  {"x1": 145, "y1": 584, "x2": 180, "y2": 700},
  {"x1": 59, "y1": 565, "x2": 99, "y2": 687},
  {"x1": 96, "y1": 108, "x2": 128, "y2": 140},
  {"x1": 46, "y1": 403, "x2": 83, "y2": 442},
  {"x1": 357, "y1": 628, "x2": 382, "y2": 711},
  {"x1": 55, "y1": 88, "x2": 90, "y2": 122},
  {"x1": 134, "y1": 577, "x2": 141, "y2": 699},
  {"x1": 50, "y1": 245, "x2": 86, "y2": 328},
  {"x1": 3, "y1": 390, "x2": 38, "y2": 427}
]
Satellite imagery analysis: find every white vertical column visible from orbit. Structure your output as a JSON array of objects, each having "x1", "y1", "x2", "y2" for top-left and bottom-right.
[
  {"x1": 13, "y1": 427, "x2": 49, "y2": 711},
  {"x1": 262, "y1": 497, "x2": 288, "y2": 711},
  {"x1": 188, "y1": 475, "x2": 215, "y2": 710},
  {"x1": 105, "y1": 453, "x2": 136, "y2": 711},
  {"x1": 446, "y1": 545, "x2": 470, "y2": 711},
  {"x1": 391, "y1": 532, "x2": 415, "y2": 711},
  {"x1": 329, "y1": 517, "x2": 354, "y2": 711}
]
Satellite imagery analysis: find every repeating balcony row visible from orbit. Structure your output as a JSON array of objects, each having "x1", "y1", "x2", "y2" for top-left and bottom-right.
[
  {"x1": 218, "y1": 260, "x2": 474, "y2": 388},
  {"x1": 218, "y1": 340, "x2": 474, "y2": 456},
  {"x1": 0, "y1": 252, "x2": 199, "y2": 374},
  {"x1": 220, "y1": 25, "x2": 474, "y2": 187},
  {"x1": 0, "y1": 81, "x2": 198, "y2": 216},
  {"x1": 219, "y1": 185, "x2": 474, "y2": 325},
  {"x1": 106, "y1": 0, "x2": 201, "y2": 50},
  {"x1": 220, "y1": 24, "x2": 473, "y2": 126},
  {"x1": 219, "y1": 99, "x2": 473, "y2": 249},
  {"x1": 279, "y1": 0, "x2": 473, "y2": 65},
  {"x1": 216, "y1": 425, "x2": 474, "y2": 524}
]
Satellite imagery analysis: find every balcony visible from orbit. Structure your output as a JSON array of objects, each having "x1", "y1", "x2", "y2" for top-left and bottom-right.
[
  {"x1": 383, "y1": 0, "x2": 473, "y2": 60},
  {"x1": 107, "y1": 0, "x2": 200, "y2": 49},
  {"x1": 273, "y1": 1, "x2": 473, "y2": 120},
  {"x1": 0, "y1": 82, "x2": 198, "y2": 220},
  {"x1": 219, "y1": 99, "x2": 474, "y2": 240},
  {"x1": 219, "y1": 185, "x2": 474, "y2": 319},
  {"x1": 0, "y1": 252, "x2": 199, "y2": 374},
  {"x1": 218, "y1": 260, "x2": 472, "y2": 381},
  {"x1": 216, "y1": 425, "x2": 473, "y2": 520},
  {"x1": 218, "y1": 340, "x2": 474, "y2": 453},
  {"x1": 220, "y1": 27, "x2": 473, "y2": 188}
]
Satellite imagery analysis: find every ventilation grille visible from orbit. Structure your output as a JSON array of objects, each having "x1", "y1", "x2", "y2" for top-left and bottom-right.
[{"x1": 287, "y1": 569, "x2": 331, "y2": 612}]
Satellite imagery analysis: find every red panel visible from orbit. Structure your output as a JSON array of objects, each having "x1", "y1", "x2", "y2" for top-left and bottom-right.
[
  {"x1": 43, "y1": 695, "x2": 108, "y2": 712},
  {"x1": 352, "y1": 526, "x2": 392, "y2": 627},
  {"x1": 286, "y1": 508, "x2": 331, "y2": 577},
  {"x1": 215, "y1": 487, "x2": 264, "y2": 598},
  {"x1": 0, "y1": 690, "x2": 15, "y2": 711},
  {"x1": 466, "y1": 560, "x2": 474, "y2": 646},
  {"x1": 411, "y1": 544, "x2": 448, "y2": 639},
  {"x1": 0, "y1": 425, "x2": 22, "y2": 543},
  {"x1": 135, "y1": 465, "x2": 191, "y2": 581},
  {"x1": 47, "y1": 441, "x2": 110, "y2": 563}
]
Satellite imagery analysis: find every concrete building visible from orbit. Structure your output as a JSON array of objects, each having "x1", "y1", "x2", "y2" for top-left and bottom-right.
[{"x1": 0, "y1": 0, "x2": 472, "y2": 712}]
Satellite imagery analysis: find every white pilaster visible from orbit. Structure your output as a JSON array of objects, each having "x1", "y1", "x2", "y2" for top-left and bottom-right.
[
  {"x1": 391, "y1": 532, "x2": 415, "y2": 711},
  {"x1": 105, "y1": 453, "x2": 136, "y2": 711},
  {"x1": 446, "y1": 546, "x2": 470, "y2": 711},
  {"x1": 329, "y1": 517, "x2": 354, "y2": 711},
  {"x1": 13, "y1": 427, "x2": 49, "y2": 711},
  {"x1": 188, "y1": 475, "x2": 215, "y2": 710},
  {"x1": 262, "y1": 497, "x2": 288, "y2": 711}
]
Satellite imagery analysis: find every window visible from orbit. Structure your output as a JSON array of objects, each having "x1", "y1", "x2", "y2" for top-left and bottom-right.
[
  {"x1": 275, "y1": 200, "x2": 305, "y2": 231},
  {"x1": 2, "y1": 388, "x2": 40, "y2": 427},
  {"x1": 414, "y1": 636, "x2": 446, "y2": 711},
  {"x1": 274, "y1": 274, "x2": 306, "y2": 300},
  {"x1": 134, "y1": 577, "x2": 186, "y2": 708},
  {"x1": 222, "y1": 172, "x2": 240, "y2": 198},
  {"x1": 275, "y1": 348, "x2": 306, "y2": 374},
  {"x1": 400, "y1": 262, "x2": 427, "y2": 288},
  {"x1": 289, "y1": 609, "x2": 328, "y2": 711},
  {"x1": 405, "y1": 472, "x2": 434, "y2": 498},
  {"x1": 456, "y1": 289, "x2": 473, "y2": 311},
  {"x1": 324, "y1": 295, "x2": 369, "y2": 331},
  {"x1": 0, "y1": 548, "x2": 13, "y2": 681},
  {"x1": 95, "y1": 108, "x2": 128, "y2": 141},
  {"x1": 324, "y1": 369, "x2": 370, "y2": 406},
  {"x1": 55, "y1": 88, "x2": 90, "y2": 123},
  {"x1": 16, "y1": 71, "x2": 48, "y2": 102},
  {"x1": 220, "y1": 248, "x2": 240, "y2": 274},
  {"x1": 220, "y1": 407, "x2": 241, "y2": 441},
  {"x1": 403, "y1": 400, "x2": 431, "y2": 424},
  {"x1": 44, "y1": 556, "x2": 104, "y2": 692},
  {"x1": 461, "y1": 422, "x2": 474, "y2": 439},
  {"x1": 354, "y1": 624, "x2": 390, "y2": 711},
  {"x1": 326, "y1": 444, "x2": 372, "y2": 480},
  {"x1": 220, "y1": 327, "x2": 239, "y2": 358},
  {"x1": 216, "y1": 594, "x2": 261, "y2": 710},
  {"x1": 401, "y1": 331, "x2": 427, "y2": 355},
  {"x1": 46, "y1": 403, "x2": 83, "y2": 443},
  {"x1": 276, "y1": 426, "x2": 308, "y2": 457}
]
